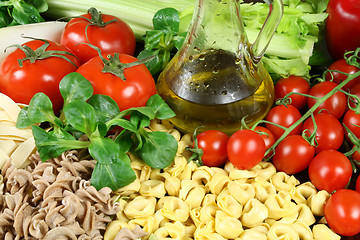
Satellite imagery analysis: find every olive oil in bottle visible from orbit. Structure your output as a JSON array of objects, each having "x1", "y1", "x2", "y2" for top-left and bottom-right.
[{"x1": 157, "y1": 49, "x2": 274, "y2": 134}]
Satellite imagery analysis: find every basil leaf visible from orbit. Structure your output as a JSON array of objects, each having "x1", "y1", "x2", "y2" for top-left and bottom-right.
[
  {"x1": 88, "y1": 94, "x2": 120, "y2": 123},
  {"x1": 138, "y1": 131, "x2": 178, "y2": 169},
  {"x1": 63, "y1": 100, "x2": 96, "y2": 136},
  {"x1": 146, "y1": 94, "x2": 176, "y2": 119},
  {"x1": 153, "y1": 7, "x2": 180, "y2": 33},
  {"x1": 16, "y1": 106, "x2": 35, "y2": 128},
  {"x1": 60, "y1": 72, "x2": 94, "y2": 105},
  {"x1": 28, "y1": 92, "x2": 58, "y2": 124},
  {"x1": 89, "y1": 138, "x2": 136, "y2": 190}
]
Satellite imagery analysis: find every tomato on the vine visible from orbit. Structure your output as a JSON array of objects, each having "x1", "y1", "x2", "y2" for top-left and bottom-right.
[
  {"x1": 0, "y1": 39, "x2": 80, "y2": 114},
  {"x1": 307, "y1": 81, "x2": 347, "y2": 119},
  {"x1": 196, "y1": 130, "x2": 229, "y2": 167},
  {"x1": 274, "y1": 75, "x2": 310, "y2": 110},
  {"x1": 302, "y1": 112, "x2": 344, "y2": 153},
  {"x1": 324, "y1": 189, "x2": 360, "y2": 236},
  {"x1": 325, "y1": 59, "x2": 360, "y2": 91},
  {"x1": 349, "y1": 83, "x2": 360, "y2": 109},
  {"x1": 227, "y1": 129, "x2": 265, "y2": 170},
  {"x1": 272, "y1": 135, "x2": 315, "y2": 174},
  {"x1": 76, "y1": 53, "x2": 156, "y2": 111},
  {"x1": 308, "y1": 150, "x2": 352, "y2": 193},
  {"x1": 254, "y1": 126, "x2": 275, "y2": 152},
  {"x1": 265, "y1": 105, "x2": 303, "y2": 140},
  {"x1": 61, "y1": 8, "x2": 136, "y2": 64},
  {"x1": 342, "y1": 109, "x2": 360, "y2": 142}
]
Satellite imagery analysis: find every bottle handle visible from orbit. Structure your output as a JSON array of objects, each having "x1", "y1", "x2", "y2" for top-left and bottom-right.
[{"x1": 250, "y1": 0, "x2": 284, "y2": 62}]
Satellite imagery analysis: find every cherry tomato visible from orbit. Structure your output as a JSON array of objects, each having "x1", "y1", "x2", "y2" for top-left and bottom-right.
[
  {"x1": 324, "y1": 189, "x2": 360, "y2": 236},
  {"x1": 308, "y1": 150, "x2": 352, "y2": 193},
  {"x1": 265, "y1": 105, "x2": 303, "y2": 140},
  {"x1": 307, "y1": 81, "x2": 347, "y2": 119},
  {"x1": 61, "y1": 8, "x2": 136, "y2": 64},
  {"x1": 76, "y1": 53, "x2": 156, "y2": 111},
  {"x1": 274, "y1": 75, "x2": 310, "y2": 110},
  {"x1": 353, "y1": 147, "x2": 360, "y2": 164},
  {"x1": 254, "y1": 126, "x2": 275, "y2": 152},
  {"x1": 227, "y1": 129, "x2": 265, "y2": 170},
  {"x1": 325, "y1": 59, "x2": 360, "y2": 91},
  {"x1": 196, "y1": 130, "x2": 229, "y2": 167},
  {"x1": 326, "y1": 0, "x2": 360, "y2": 60},
  {"x1": 302, "y1": 112, "x2": 344, "y2": 154},
  {"x1": 349, "y1": 83, "x2": 360, "y2": 109},
  {"x1": 272, "y1": 135, "x2": 315, "y2": 174},
  {"x1": 0, "y1": 39, "x2": 80, "y2": 114},
  {"x1": 343, "y1": 109, "x2": 360, "y2": 143}
]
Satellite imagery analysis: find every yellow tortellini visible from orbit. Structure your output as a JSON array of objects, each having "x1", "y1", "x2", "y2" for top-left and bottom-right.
[{"x1": 105, "y1": 119, "x2": 341, "y2": 240}]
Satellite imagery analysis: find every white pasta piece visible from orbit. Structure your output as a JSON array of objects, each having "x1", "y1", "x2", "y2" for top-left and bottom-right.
[
  {"x1": 270, "y1": 172, "x2": 300, "y2": 192},
  {"x1": 157, "y1": 196, "x2": 190, "y2": 222},
  {"x1": 190, "y1": 207, "x2": 202, "y2": 227},
  {"x1": 250, "y1": 162, "x2": 277, "y2": 181},
  {"x1": 162, "y1": 172, "x2": 181, "y2": 196},
  {"x1": 0, "y1": 139, "x2": 17, "y2": 155},
  {"x1": 0, "y1": 93, "x2": 22, "y2": 122},
  {"x1": 179, "y1": 180, "x2": 206, "y2": 209},
  {"x1": 128, "y1": 217, "x2": 156, "y2": 234},
  {"x1": 207, "y1": 172, "x2": 230, "y2": 195},
  {"x1": 192, "y1": 166, "x2": 214, "y2": 186},
  {"x1": 308, "y1": 190, "x2": 330, "y2": 216},
  {"x1": 216, "y1": 189, "x2": 242, "y2": 218},
  {"x1": 139, "y1": 180, "x2": 166, "y2": 198},
  {"x1": 167, "y1": 128, "x2": 182, "y2": 142},
  {"x1": 202, "y1": 194, "x2": 217, "y2": 207},
  {"x1": 228, "y1": 181, "x2": 255, "y2": 205},
  {"x1": 10, "y1": 136, "x2": 36, "y2": 169},
  {"x1": 264, "y1": 193, "x2": 297, "y2": 220},
  {"x1": 194, "y1": 220, "x2": 226, "y2": 240},
  {"x1": 199, "y1": 202, "x2": 218, "y2": 223},
  {"x1": 236, "y1": 224, "x2": 269, "y2": 240},
  {"x1": 292, "y1": 221, "x2": 314, "y2": 240},
  {"x1": 179, "y1": 161, "x2": 198, "y2": 181},
  {"x1": 164, "y1": 155, "x2": 188, "y2": 178},
  {"x1": 252, "y1": 177, "x2": 277, "y2": 203},
  {"x1": 0, "y1": 148, "x2": 10, "y2": 169},
  {"x1": 241, "y1": 198, "x2": 268, "y2": 228},
  {"x1": 312, "y1": 224, "x2": 341, "y2": 240},
  {"x1": 215, "y1": 210, "x2": 243, "y2": 239},
  {"x1": 154, "y1": 221, "x2": 186, "y2": 240},
  {"x1": 124, "y1": 196, "x2": 157, "y2": 219},
  {"x1": 295, "y1": 204, "x2": 316, "y2": 226},
  {"x1": 291, "y1": 181, "x2": 318, "y2": 205},
  {"x1": 267, "y1": 222, "x2": 300, "y2": 240},
  {"x1": 104, "y1": 220, "x2": 131, "y2": 240},
  {"x1": 114, "y1": 179, "x2": 141, "y2": 197}
]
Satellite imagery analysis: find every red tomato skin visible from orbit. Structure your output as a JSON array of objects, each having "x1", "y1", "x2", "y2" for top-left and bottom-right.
[
  {"x1": 265, "y1": 105, "x2": 303, "y2": 140},
  {"x1": 76, "y1": 54, "x2": 156, "y2": 111},
  {"x1": 254, "y1": 126, "x2": 275, "y2": 151},
  {"x1": 326, "y1": 0, "x2": 360, "y2": 60},
  {"x1": 0, "y1": 40, "x2": 79, "y2": 114},
  {"x1": 353, "y1": 147, "x2": 360, "y2": 164},
  {"x1": 307, "y1": 81, "x2": 347, "y2": 119},
  {"x1": 196, "y1": 130, "x2": 229, "y2": 167},
  {"x1": 324, "y1": 189, "x2": 360, "y2": 236},
  {"x1": 61, "y1": 13, "x2": 136, "y2": 64},
  {"x1": 349, "y1": 83, "x2": 360, "y2": 109},
  {"x1": 343, "y1": 109, "x2": 360, "y2": 143},
  {"x1": 274, "y1": 75, "x2": 310, "y2": 110},
  {"x1": 308, "y1": 150, "x2": 352, "y2": 193},
  {"x1": 302, "y1": 112, "x2": 344, "y2": 154},
  {"x1": 356, "y1": 175, "x2": 360, "y2": 193},
  {"x1": 273, "y1": 135, "x2": 315, "y2": 174},
  {"x1": 227, "y1": 129, "x2": 265, "y2": 170},
  {"x1": 325, "y1": 59, "x2": 360, "y2": 91}
]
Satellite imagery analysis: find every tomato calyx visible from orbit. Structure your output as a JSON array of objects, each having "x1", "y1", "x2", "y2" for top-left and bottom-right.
[
  {"x1": 186, "y1": 127, "x2": 204, "y2": 167},
  {"x1": 82, "y1": 7, "x2": 117, "y2": 28},
  {"x1": 7, "y1": 38, "x2": 78, "y2": 67}
]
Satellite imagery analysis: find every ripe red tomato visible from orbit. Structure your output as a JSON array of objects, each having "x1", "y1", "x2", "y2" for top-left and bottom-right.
[
  {"x1": 343, "y1": 109, "x2": 360, "y2": 143},
  {"x1": 326, "y1": 0, "x2": 360, "y2": 60},
  {"x1": 254, "y1": 126, "x2": 275, "y2": 152},
  {"x1": 196, "y1": 130, "x2": 229, "y2": 167},
  {"x1": 353, "y1": 147, "x2": 360, "y2": 164},
  {"x1": 308, "y1": 150, "x2": 352, "y2": 193},
  {"x1": 302, "y1": 112, "x2": 344, "y2": 153},
  {"x1": 0, "y1": 39, "x2": 80, "y2": 114},
  {"x1": 356, "y1": 175, "x2": 360, "y2": 193},
  {"x1": 307, "y1": 81, "x2": 346, "y2": 119},
  {"x1": 272, "y1": 135, "x2": 315, "y2": 174},
  {"x1": 274, "y1": 75, "x2": 310, "y2": 110},
  {"x1": 325, "y1": 59, "x2": 360, "y2": 91},
  {"x1": 227, "y1": 129, "x2": 265, "y2": 170},
  {"x1": 76, "y1": 53, "x2": 156, "y2": 111},
  {"x1": 324, "y1": 189, "x2": 360, "y2": 236},
  {"x1": 265, "y1": 105, "x2": 303, "y2": 140},
  {"x1": 349, "y1": 83, "x2": 360, "y2": 109},
  {"x1": 60, "y1": 8, "x2": 136, "y2": 64}
]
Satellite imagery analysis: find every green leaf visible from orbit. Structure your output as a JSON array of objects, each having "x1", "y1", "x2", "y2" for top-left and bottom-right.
[
  {"x1": 146, "y1": 94, "x2": 176, "y2": 120},
  {"x1": 60, "y1": 72, "x2": 94, "y2": 106},
  {"x1": 63, "y1": 100, "x2": 96, "y2": 136},
  {"x1": 0, "y1": 7, "x2": 12, "y2": 27},
  {"x1": 29, "y1": 0, "x2": 48, "y2": 13},
  {"x1": 153, "y1": 7, "x2": 180, "y2": 33},
  {"x1": 130, "y1": 111, "x2": 150, "y2": 129},
  {"x1": 11, "y1": 1, "x2": 44, "y2": 25},
  {"x1": 138, "y1": 131, "x2": 177, "y2": 169},
  {"x1": 137, "y1": 49, "x2": 163, "y2": 76},
  {"x1": 16, "y1": 106, "x2": 35, "y2": 128},
  {"x1": 32, "y1": 125, "x2": 87, "y2": 162},
  {"x1": 115, "y1": 130, "x2": 133, "y2": 153},
  {"x1": 28, "y1": 92, "x2": 58, "y2": 125},
  {"x1": 88, "y1": 94, "x2": 120, "y2": 123},
  {"x1": 89, "y1": 138, "x2": 136, "y2": 190}
]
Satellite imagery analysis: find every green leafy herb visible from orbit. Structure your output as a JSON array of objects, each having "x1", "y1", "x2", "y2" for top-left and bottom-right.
[
  {"x1": 137, "y1": 7, "x2": 187, "y2": 76},
  {"x1": 17, "y1": 72, "x2": 178, "y2": 191},
  {"x1": 0, "y1": 0, "x2": 48, "y2": 27}
]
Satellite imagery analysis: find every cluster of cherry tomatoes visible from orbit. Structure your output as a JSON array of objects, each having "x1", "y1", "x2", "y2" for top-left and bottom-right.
[
  {"x1": 0, "y1": 8, "x2": 156, "y2": 115},
  {"x1": 193, "y1": 55, "x2": 360, "y2": 237}
]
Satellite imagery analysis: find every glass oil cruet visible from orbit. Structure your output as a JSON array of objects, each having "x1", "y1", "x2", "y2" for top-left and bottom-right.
[{"x1": 156, "y1": 0, "x2": 284, "y2": 134}]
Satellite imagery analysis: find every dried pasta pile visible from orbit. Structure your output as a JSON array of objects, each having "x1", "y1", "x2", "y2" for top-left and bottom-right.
[
  {"x1": 105, "y1": 120, "x2": 341, "y2": 240},
  {"x1": 0, "y1": 93, "x2": 36, "y2": 169}
]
